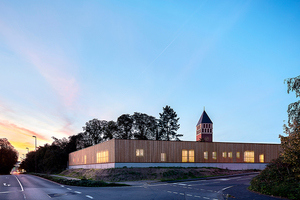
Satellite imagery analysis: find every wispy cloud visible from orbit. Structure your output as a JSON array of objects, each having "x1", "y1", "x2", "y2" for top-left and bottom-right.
[{"x1": 0, "y1": 19, "x2": 80, "y2": 109}]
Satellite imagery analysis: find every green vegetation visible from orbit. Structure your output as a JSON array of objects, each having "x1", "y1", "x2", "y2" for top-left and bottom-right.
[
  {"x1": 249, "y1": 75, "x2": 300, "y2": 199},
  {"x1": 32, "y1": 173, "x2": 128, "y2": 187},
  {"x1": 0, "y1": 139, "x2": 18, "y2": 175}
]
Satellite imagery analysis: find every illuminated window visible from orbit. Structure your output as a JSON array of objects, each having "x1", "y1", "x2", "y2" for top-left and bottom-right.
[
  {"x1": 228, "y1": 152, "x2": 232, "y2": 158},
  {"x1": 259, "y1": 154, "x2": 264, "y2": 163},
  {"x1": 222, "y1": 152, "x2": 227, "y2": 158},
  {"x1": 136, "y1": 149, "x2": 144, "y2": 157},
  {"x1": 97, "y1": 151, "x2": 109, "y2": 163},
  {"x1": 212, "y1": 152, "x2": 217, "y2": 160},
  {"x1": 236, "y1": 152, "x2": 240, "y2": 158},
  {"x1": 84, "y1": 155, "x2": 87, "y2": 164},
  {"x1": 244, "y1": 151, "x2": 254, "y2": 163},
  {"x1": 161, "y1": 153, "x2": 166, "y2": 162},
  {"x1": 204, "y1": 151, "x2": 208, "y2": 159},
  {"x1": 182, "y1": 149, "x2": 188, "y2": 162},
  {"x1": 189, "y1": 150, "x2": 195, "y2": 162}
]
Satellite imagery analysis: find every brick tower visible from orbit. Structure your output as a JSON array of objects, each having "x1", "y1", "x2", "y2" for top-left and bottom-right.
[{"x1": 196, "y1": 110, "x2": 213, "y2": 142}]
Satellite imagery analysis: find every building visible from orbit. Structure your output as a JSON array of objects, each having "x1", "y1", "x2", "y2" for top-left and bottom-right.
[{"x1": 69, "y1": 111, "x2": 281, "y2": 170}]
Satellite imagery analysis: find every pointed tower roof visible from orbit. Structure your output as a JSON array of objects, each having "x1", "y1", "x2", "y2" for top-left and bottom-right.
[{"x1": 196, "y1": 110, "x2": 212, "y2": 126}]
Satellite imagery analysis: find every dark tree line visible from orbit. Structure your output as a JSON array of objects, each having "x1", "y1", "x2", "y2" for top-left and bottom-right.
[
  {"x1": 20, "y1": 105, "x2": 181, "y2": 173},
  {"x1": 0, "y1": 138, "x2": 18, "y2": 174}
]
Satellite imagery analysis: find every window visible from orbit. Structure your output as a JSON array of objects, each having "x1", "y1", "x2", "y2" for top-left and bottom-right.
[
  {"x1": 189, "y1": 150, "x2": 195, "y2": 162},
  {"x1": 222, "y1": 152, "x2": 227, "y2": 158},
  {"x1": 244, "y1": 151, "x2": 254, "y2": 163},
  {"x1": 212, "y1": 152, "x2": 217, "y2": 160},
  {"x1": 259, "y1": 154, "x2": 264, "y2": 163},
  {"x1": 161, "y1": 153, "x2": 166, "y2": 162},
  {"x1": 136, "y1": 149, "x2": 144, "y2": 157},
  {"x1": 97, "y1": 151, "x2": 109, "y2": 163},
  {"x1": 204, "y1": 151, "x2": 208, "y2": 160},
  {"x1": 236, "y1": 152, "x2": 240, "y2": 158},
  {"x1": 84, "y1": 155, "x2": 87, "y2": 164},
  {"x1": 228, "y1": 152, "x2": 232, "y2": 158},
  {"x1": 182, "y1": 150, "x2": 188, "y2": 162}
]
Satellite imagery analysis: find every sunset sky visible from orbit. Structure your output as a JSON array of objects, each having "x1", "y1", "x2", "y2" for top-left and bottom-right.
[{"x1": 0, "y1": 0, "x2": 299, "y2": 160}]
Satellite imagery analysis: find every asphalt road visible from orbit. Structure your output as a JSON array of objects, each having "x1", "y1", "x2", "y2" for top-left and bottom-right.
[{"x1": 0, "y1": 174, "x2": 283, "y2": 200}]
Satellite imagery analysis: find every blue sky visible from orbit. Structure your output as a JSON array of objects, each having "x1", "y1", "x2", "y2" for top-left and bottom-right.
[{"x1": 0, "y1": 0, "x2": 299, "y2": 159}]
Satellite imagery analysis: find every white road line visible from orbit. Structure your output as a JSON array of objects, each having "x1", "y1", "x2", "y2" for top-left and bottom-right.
[
  {"x1": 167, "y1": 191, "x2": 172, "y2": 193},
  {"x1": 14, "y1": 175, "x2": 24, "y2": 191},
  {"x1": 180, "y1": 193, "x2": 184, "y2": 195},
  {"x1": 60, "y1": 185, "x2": 64, "y2": 187},
  {"x1": 75, "y1": 191, "x2": 82, "y2": 194},
  {"x1": 187, "y1": 194, "x2": 192, "y2": 196},
  {"x1": 67, "y1": 188, "x2": 72, "y2": 190},
  {"x1": 208, "y1": 190, "x2": 213, "y2": 192},
  {"x1": 203, "y1": 197, "x2": 210, "y2": 199},
  {"x1": 178, "y1": 183, "x2": 186, "y2": 185},
  {"x1": 86, "y1": 195, "x2": 94, "y2": 199},
  {"x1": 173, "y1": 192, "x2": 178, "y2": 194},
  {"x1": 195, "y1": 195, "x2": 201, "y2": 198},
  {"x1": 222, "y1": 185, "x2": 233, "y2": 191}
]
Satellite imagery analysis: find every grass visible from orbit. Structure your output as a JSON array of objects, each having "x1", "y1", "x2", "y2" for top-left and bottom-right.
[{"x1": 31, "y1": 173, "x2": 129, "y2": 187}]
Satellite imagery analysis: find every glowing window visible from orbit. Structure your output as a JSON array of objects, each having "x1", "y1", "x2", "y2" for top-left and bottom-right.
[
  {"x1": 259, "y1": 154, "x2": 264, "y2": 163},
  {"x1": 189, "y1": 150, "x2": 195, "y2": 162},
  {"x1": 84, "y1": 155, "x2": 87, "y2": 164},
  {"x1": 182, "y1": 149, "x2": 188, "y2": 162},
  {"x1": 228, "y1": 152, "x2": 232, "y2": 158},
  {"x1": 136, "y1": 149, "x2": 144, "y2": 157},
  {"x1": 204, "y1": 151, "x2": 208, "y2": 159},
  {"x1": 222, "y1": 152, "x2": 227, "y2": 158},
  {"x1": 236, "y1": 152, "x2": 240, "y2": 158},
  {"x1": 161, "y1": 153, "x2": 166, "y2": 162},
  {"x1": 244, "y1": 151, "x2": 254, "y2": 163},
  {"x1": 212, "y1": 152, "x2": 217, "y2": 160},
  {"x1": 97, "y1": 151, "x2": 109, "y2": 163}
]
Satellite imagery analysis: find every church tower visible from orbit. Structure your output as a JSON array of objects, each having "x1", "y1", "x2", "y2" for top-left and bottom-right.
[{"x1": 196, "y1": 110, "x2": 213, "y2": 142}]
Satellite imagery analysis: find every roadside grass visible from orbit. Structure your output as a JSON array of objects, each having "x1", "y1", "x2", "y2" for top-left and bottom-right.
[{"x1": 31, "y1": 173, "x2": 129, "y2": 187}]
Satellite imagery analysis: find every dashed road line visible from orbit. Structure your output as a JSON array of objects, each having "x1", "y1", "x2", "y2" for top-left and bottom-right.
[
  {"x1": 203, "y1": 197, "x2": 210, "y2": 199},
  {"x1": 195, "y1": 195, "x2": 201, "y2": 198},
  {"x1": 173, "y1": 192, "x2": 178, "y2": 194},
  {"x1": 167, "y1": 191, "x2": 172, "y2": 193},
  {"x1": 67, "y1": 188, "x2": 72, "y2": 190},
  {"x1": 179, "y1": 193, "x2": 184, "y2": 195},
  {"x1": 187, "y1": 194, "x2": 192, "y2": 196},
  {"x1": 86, "y1": 195, "x2": 93, "y2": 199},
  {"x1": 75, "y1": 191, "x2": 82, "y2": 194}
]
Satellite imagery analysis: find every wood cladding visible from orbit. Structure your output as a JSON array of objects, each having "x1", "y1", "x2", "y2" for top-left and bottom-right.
[{"x1": 69, "y1": 139, "x2": 281, "y2": 166}]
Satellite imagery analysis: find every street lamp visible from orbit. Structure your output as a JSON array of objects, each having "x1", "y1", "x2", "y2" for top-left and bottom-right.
[
  {"x1": 32, "y1": 136, "x2": 37, "y2": 151},
  {"x1": 26, "y1": 147, "x2": 29, "y2": 153}
]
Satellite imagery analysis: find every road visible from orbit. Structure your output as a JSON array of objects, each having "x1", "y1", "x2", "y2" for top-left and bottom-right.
[{"x1": 0, "y1": 174, "x2": 283, "y2": 200}]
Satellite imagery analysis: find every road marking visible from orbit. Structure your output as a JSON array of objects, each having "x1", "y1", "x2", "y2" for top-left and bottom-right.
[
  {"x1": 203, "y1": 197, "x2": 210, "y2": 199},
  {"x1": 60, "y1": 185, "x2": 65, "y2": 187},
  {"x1": 219, "y1": 179, "x2": 229, "y2": 181},
  {"x1": 195, "y1": 195, "x2": 201, "y2": 198},
  {"x1": 167, "y1": 191, "x2": 172, "y2": 193},
  {"x1": 180, "y1": 193, "x2": 184, "y2": 195},
  {"x1": 67, "y1": 188, "x2": 72, "y2": 190},
  {"x1": 178, "y1": 183, "x2": 186, "y2": 185},
  {"x1": 222, "y1": 185, "x2": 233, "y2": 191},
  {"x1": 173, "y1": 192, "x2": 178, "y2": 194},
  {"x1": 208, "y1": 190, "x2": 213, "y2": 192},
  {"x1": 14, "y1": 175, "x2": 24, "y2": 191},
  {"x1": 75, "y1": 191, "x2": 82, "y2": 194},
  {"x1": 187, "y1": 194, "x2": 192, "y2": 196},
  {"x1": 86, "y1": 195, "x2": 94, "y2": 199}
]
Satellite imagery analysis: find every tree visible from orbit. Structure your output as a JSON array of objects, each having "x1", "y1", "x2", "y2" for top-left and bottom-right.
[
  {"x1": 117, "y1": 114, "x2": 133, "y2": 139},
  {"x1": 158, "y1": 105, "x2": 182, "y2": 141},
  {"x1": 103, "y1": 120, "x2": 119, "y2": 141},
  {"x1": 279, "y1": 75, "x2": 300, "y2": 177},
  {"x1": 82, "y1": 119, "x2": 107, "y2": 146},
  {"x1": 132, "y1": 112, "x2": 157, "y2": 140},
  {"x1": 0, "y1": 138, "x2": 18, "y2": 174}
]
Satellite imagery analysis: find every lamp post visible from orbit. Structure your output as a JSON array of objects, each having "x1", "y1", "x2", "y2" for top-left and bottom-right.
[
  {"x1": 32, "y1": 136, "x2": 37, "y2": 172},
  {"x1": 32, "y1": 136, "x2": 37, "y2": 151},
  {"x1": 26, "y1": 147, "x2": 29, "y2": 153}
]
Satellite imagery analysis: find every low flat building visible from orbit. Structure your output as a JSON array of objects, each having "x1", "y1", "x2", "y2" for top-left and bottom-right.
[{"x1": 69, "y1": 110, "x2": 280, "y2": 170}]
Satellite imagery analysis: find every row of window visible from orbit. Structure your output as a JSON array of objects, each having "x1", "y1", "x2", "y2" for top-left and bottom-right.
[
  {"x1": 135, "y1": 149, "x2": 264, "y2": 163},
  {"x1": 197, "y1": 124, "x2": 212, "y2": 129}
]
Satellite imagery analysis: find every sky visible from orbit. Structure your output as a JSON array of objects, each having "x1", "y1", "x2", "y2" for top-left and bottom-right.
[{"x1": 0, "y1": 0, "x2": 299, "y2": 160}]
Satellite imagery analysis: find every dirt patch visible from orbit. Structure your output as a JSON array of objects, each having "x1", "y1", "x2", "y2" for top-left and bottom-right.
[{"x1": 60, "y1": 167, "x2": 259, "y2": 182}]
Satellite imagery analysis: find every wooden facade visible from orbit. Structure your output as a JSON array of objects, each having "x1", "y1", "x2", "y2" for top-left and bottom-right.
[{"x1": 69, "y1": 139, "x2": 280, "y2": 167}]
